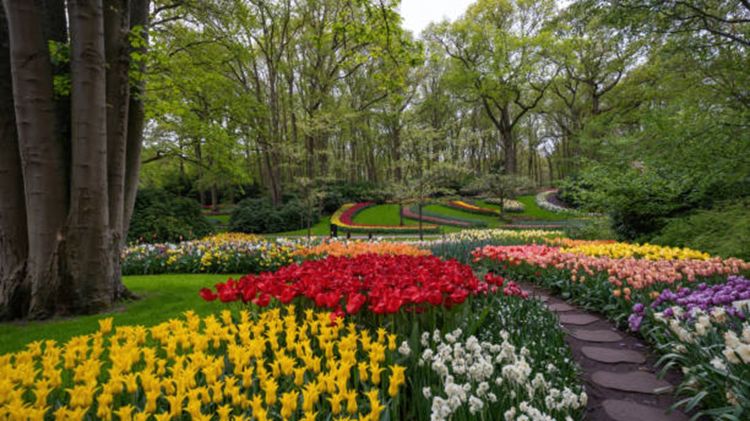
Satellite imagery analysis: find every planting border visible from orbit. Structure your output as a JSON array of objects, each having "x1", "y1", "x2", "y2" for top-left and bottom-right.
[
  {"x1": 401, "y1": 204, "x2": 487, "y2": 227},
  {"x1": 331, "y1": 202, "x2": 439, "y2": 234}
]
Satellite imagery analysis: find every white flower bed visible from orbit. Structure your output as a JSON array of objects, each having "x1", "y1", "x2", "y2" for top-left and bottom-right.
[
  {"x1": 483, "y1": 198, "x2": 525, "y2": 212},
  {"x1": 418, "y1": 328, "x2": 586, "y2": 421}
]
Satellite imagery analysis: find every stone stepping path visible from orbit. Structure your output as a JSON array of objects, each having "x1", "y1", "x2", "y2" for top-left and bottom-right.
[
  {"x1": 602, "y1": 400, "x2": 688, "y2": 421},
  {"x1": 592, "y1": 371, "x2": 673, "y2": 394},
  {"x1": 559, "y1": 313, "x2": 600, "y2": 326},
  {"x1": 518, "y1": 282, "x2": 690, "y2": 421},
  {"x1": 582, "y1": 346, "x2": 646, "y2": 364}
]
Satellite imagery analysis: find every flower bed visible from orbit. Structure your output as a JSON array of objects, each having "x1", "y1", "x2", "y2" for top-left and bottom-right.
[
  {"x1": 295, "y1": 239, "x2": 431, "y2": 259},
  {"x1": 535, "y1": 190, "x2": 599, "y2": 216},
  {"x1": 122, "y1": 233, "x2": 302, "y2": 275},
  {"x1": 331, "y1": 202, "x2": 439, "y2": 234},
  {"x1": 472, "y1": 243, "x2": 750, "y2": 418},
  {"x1": 481, "y1": 197, "x2": 525, "y2": 212},
  {"x1": 446, "y1": 200, "x2": 500, "y2": 216},
  {"x1": 200, "y1": 254, "x2": 483, "y2": 321},
  {"x1": 0, "y1": 307, "x2": 406, "y2": 420},
  {"x1": 402, "y1": 205, "x2": 486, "y2": 227}
]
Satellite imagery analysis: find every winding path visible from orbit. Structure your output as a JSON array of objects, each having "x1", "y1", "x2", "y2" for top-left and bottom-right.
[{"x1": 517, "y1": 281, "x2": 690, "y2": 421}]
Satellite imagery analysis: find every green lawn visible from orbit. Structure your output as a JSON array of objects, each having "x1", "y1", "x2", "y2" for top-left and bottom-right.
[
  {"x1": 514, "y1": 195, "x2": 575, "y2": 220},
  {"x1": 206, "y1": 213, "x2": 231, "y2": 224},
  {"x1": 353, "y1": 204, "x2": 419, "y2": 226},
  {"x1": 423, "y1": 204, "x2": 505, "y2": 227},
  {"x1": 0, "y1": 274, "x2": 239, "y2": 355}
]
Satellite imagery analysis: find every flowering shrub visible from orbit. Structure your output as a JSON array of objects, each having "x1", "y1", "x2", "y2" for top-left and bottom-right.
[
  {"x1": 331, "y1": 203, "x2": 439, "y2": 233},
  {"x1": 0, "y1": 307, "x2": 406, "y2": 420},
  {"x1": 200, "y1": 254, "x2": 483, "y2": 321},
  {"x1": 122, "y1": 234, "x2": 302, "y2": 275},
  {"x1": 295, "y1": 239, "x2": 431, "y2": 259}
]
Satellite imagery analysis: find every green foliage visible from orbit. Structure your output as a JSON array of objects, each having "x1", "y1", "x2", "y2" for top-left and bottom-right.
[
  {"x1": 563, "y1": 217, "x2": 615, "y2": 240},
  {"x1": 229, "y1": 198, "x2": 319, "y2": 234},
  {"x1": 314, "y1": 180, "x2": 385, "y2": 214},
  {"x1": 651, "y1": 199, "x2": 750, "y2": 260},
  {"x1": 128, "y1": 189, "x2": 213, "y2": 244}
]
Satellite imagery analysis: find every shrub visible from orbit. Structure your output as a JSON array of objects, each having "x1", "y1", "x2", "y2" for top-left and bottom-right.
[
  {"x1": 651, "y1": 199, "x2": 750, "y2": 260},
  {"x1": 229, "y1": 198, "x2": 319, "y2": 234},
  {"x1": 127, "y1": 189, "x2": 213, "y2": 244},
  {"x1": 563, "y1": 217, "x2": 615, "y2": 240}
]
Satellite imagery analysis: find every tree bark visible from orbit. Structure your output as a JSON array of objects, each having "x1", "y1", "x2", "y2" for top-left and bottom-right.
[
  {"x1": 65, "y1": 0, "x2": 114, "y2": 314},
  {"x1": 122, "y1": 0, "x2": 150, "y2": 244},
  {"x1": 0, "y1": 3, "x2": 29, "y2": 320},
  {"x1": 4, "y1": 0, "x2": 69, "y2": 319}
]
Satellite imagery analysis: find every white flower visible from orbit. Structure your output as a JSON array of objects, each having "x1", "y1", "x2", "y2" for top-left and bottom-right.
[
  {"x1": 398, "y1": 340, "x2": 411, "y2": 356},
  {"x1": 504, "y1": 407, "x2": 516, "y2": 421},
  {"x1": 423, "y1": 387, "x2": 432, "y2": 399},
  {"x1": 710, "y1": 357, "x2": 727, "y2": 372},
  {"x1": 421, "y1": 332, "x2": 431, "y2": 347},
  {"x1": 736, "y1": 344, "x2": 750, "y2": 363},
  {"x1": 468, "y1": 395, "x2": 484, "y2": 414}
]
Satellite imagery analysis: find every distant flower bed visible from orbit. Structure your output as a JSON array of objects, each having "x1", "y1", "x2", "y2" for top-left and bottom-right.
[
  {"x1": 446, "y1": 200, "x2": 500, "y2": 216},
  {"x1": 122, "y1": 233, "x2": 302, "y2": 275},
  {"x1": 295, "y1": 239, "x2": 431, "y2": 258},
  {"x1": 535, "y1": 190, "x2": 599, "y2": 216},
  {"x1": 402, "y1": 205, "x2": 486, "y2": 227},
  {"x1": 331, "y1": 202, "x2": 439, "y2": 234},
  {"x1": 481, "y1": 197, "x2": 525, "y2": 212}
]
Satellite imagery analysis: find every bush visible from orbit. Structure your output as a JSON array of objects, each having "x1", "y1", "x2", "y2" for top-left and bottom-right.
[
  {"x1": 127, "y1": 189, "x2": 213, "y2": 243},
  {"x1": 651, "y1": 199, "x2": 750, "y2": 260},
  {"x1": 563, "y1": 217, "x2": 616, "y2": 240},
  {"x1": 229, "y1": 198, "x2": 319, "y2": 234}
]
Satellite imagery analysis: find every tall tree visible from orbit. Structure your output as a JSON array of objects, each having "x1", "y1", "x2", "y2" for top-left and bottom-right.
[
  {"x1": 0, "y1": 0, "x2": 151, "y2": 320},
  {"x1": 432, "y1": 0, "x2": 558, "y2": 174}
]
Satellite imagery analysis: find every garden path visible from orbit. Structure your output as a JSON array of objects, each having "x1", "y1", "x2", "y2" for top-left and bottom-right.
[{"x1": 517, "y1": 282, "x2": 691, "y2": 421}]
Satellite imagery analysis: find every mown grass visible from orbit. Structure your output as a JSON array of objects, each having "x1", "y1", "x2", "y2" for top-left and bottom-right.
[
  {"x1": 0, "y1": 274, "x2": 240, "y2": 355},
  {"x1": 353, "y1": 204, "x2": 419, "y2": 226},
  {"x1": 423, "y1": 204, "x2": 505, "y2": 227},
  {"x1": 513, "y1": 195, "x2": 574, "y2": 220}
]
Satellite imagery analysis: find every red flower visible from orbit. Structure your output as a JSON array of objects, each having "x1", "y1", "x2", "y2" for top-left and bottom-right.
[
  {"x1": 199, "y1": 288, "x2": 217, "y2": 301},
  {"x1": 346, "y1": 293, "x2": 367, "y2": 314}
]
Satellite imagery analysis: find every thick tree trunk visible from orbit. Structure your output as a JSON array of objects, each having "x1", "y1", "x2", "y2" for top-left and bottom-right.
[
  {"x1": 65, "y1": 0, "x2": 114, "y2": 314},
  {"x1": 4, "y1": 0, "x2": 69, "y2": 319},
  {"x1": 122, "y1": 0, "x2": 150, "y2": 244},
  {"x1": 0, "y1": 4, "x2": 29, "y2": 320}
]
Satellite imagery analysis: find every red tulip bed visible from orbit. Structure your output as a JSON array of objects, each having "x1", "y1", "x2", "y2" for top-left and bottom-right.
[
  {"x1": 200, "y1": 254, "x2": 525, "y2": 322},
  {"x1": 196, "y1": 250, "x2": 586, "y2": 420}
]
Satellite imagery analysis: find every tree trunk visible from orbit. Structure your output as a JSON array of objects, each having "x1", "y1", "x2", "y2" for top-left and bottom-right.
[
  {"x1": 65, "y1": 0, "x2": 115, "y2": 314},
  {"x1": 122, "y1": 0, "x2": 149, "y2": 244},
  {"x1": 0, "y1": 4, "x2": 29, "y2": 320},
  {"x1": 4, "y1": 0, "x2": 69, "y2": 319}
]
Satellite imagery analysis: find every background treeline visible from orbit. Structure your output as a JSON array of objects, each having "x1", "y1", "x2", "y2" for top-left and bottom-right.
[{"x1": 138, "y1": 0, "x2": 749, "y2": 257}]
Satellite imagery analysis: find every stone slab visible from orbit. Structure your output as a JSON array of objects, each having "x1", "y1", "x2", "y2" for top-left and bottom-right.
[
  {"x1": 592, "y1": 371, "x2": 673, "y2": 394},
  {"x1": 569, "y1": 329, "x2": 623, "y2": 343},
  {"x1": 547, "y1": 302, "x2": 575, "y2": 312},
  {"x1": 559, "y1": 313, "x2": 600, "y2": 326},
  {"x1": 581, "y1": 346, "x2": 646, "y2": 364},
  {"x1": 602, "y1": 399, "x2": 688, "y2": 421}
]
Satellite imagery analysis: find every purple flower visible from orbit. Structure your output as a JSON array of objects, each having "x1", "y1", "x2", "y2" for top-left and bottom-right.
[
  {"x1": 628, "y1": 314, "x2": 644, "y2": 332},
  {"x1": 632, "y1": 303, "x2": 645, "y2": 314}
]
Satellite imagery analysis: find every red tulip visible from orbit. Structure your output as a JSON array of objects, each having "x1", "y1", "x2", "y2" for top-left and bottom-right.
[{"x1": 199, "y1": 288, "x2": 217, "y2": 301}]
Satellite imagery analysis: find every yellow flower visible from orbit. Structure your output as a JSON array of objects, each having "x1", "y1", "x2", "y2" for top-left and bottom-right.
[
  {"x1": 388, "y1": 365, "x2": 406, "y2": 397},
  {"x1": 280, "y1": 391, "x2": 299, "y2": 419}
]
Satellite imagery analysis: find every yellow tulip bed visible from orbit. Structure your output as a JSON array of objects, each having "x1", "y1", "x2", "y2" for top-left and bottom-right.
[{"x1": 0, "y1": 307, "x2": 406, "y2": 421}]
